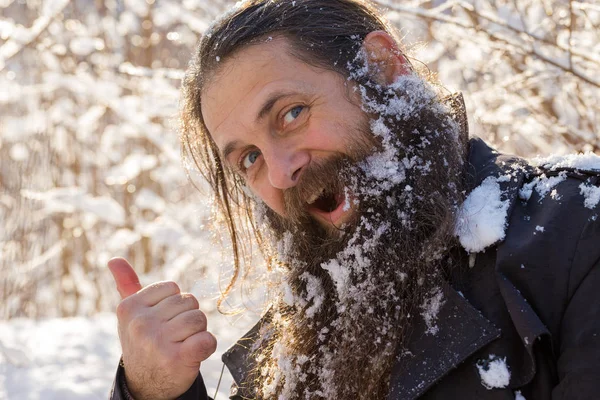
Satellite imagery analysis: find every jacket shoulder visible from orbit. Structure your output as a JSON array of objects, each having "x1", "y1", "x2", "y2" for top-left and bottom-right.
[{"x1": 497, "y1": 155, "x2": 600, "y2": 337}]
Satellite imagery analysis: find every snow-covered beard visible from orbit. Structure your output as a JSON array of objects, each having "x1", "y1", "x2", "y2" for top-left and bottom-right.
[{"x1": 250, "y1": 75, "x2": 466, "y2": 399}]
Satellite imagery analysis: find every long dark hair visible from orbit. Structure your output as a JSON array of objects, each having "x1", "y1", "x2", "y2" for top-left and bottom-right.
[{"x1": 180, "y1": 0, "x2": 415, "y2": 310}]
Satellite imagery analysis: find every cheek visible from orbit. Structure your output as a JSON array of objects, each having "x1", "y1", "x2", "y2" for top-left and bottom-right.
[
  {"x1": 305, "y1": 120, "x2": 357, "y2": 152},
  {"x1": 249, "y1": 180, "x2": 286, "y2": 217}
]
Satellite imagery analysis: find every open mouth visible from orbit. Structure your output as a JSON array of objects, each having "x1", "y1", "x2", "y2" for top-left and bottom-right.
[{"x1": 306, "y1": 188, "x2": 348, "y2": 223}]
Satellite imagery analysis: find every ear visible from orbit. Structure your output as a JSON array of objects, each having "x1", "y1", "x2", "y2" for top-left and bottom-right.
[{"x1": 362, "y1": 31, "x2": 411, "y2": 85}]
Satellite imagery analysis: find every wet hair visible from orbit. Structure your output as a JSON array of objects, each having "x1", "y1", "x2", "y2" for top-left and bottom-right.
[{"x1": 180, "y1": 0, "x2": 413, "y2": 309}]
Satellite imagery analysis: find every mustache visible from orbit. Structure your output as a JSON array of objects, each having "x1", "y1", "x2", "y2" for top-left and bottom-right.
[
  {"x1": 277, "y1": 121, "x2": 378, "y2": 226},
  {"x1": 282, "y1": 155, "x2": 352, "y2": 223}
]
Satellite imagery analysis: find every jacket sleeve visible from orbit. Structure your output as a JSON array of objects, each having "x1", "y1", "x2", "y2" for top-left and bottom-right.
[
  {"x1": 109, "y1": 362, "x2": 211, "y2": 400},
  {"x1": 552, "y1": 217, "x2": 600, "y2": 399}
]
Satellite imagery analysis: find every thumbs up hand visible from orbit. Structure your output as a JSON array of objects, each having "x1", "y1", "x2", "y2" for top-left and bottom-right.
[{"x1": 108, "y1": 258, "x2": 217, "y2": 400}]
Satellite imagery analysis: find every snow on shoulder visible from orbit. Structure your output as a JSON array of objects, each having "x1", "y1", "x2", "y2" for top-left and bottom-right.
[
  {"x1": 531, "y1": 152, "x2": 600, "y2": 210},
  {"x1": 531, "y1": 152, "x2": 600, "y2": 171},
  {"x1": 455, "y1": 176, "x2": 509, "y2": 253}
]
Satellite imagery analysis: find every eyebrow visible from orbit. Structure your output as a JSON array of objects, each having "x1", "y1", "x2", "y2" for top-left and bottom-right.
[
  {"x1": 222, "y1": 140, "x2": 240, "y2": 161},
  {"x1": 256, "y1": 91, "x2": 295, "y2": 123},
  {"x1": 220, "y1": 91, "x2": 297, "y2": 162}
]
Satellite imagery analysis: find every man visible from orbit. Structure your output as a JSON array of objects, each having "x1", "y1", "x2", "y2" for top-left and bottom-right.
[{"x1": 109, "y1": 0, "x2": 600, "y2": 399}]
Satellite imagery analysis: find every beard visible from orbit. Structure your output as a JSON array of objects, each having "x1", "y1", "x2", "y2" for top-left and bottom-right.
[{"x1": 248, "y1": 75, "x2": 466, "y2": 399}]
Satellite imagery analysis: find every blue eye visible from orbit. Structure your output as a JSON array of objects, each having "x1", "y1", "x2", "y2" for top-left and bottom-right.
[
  {"x1": 283, "y1": 105, "x2": 304, "y2": 125},
  {"x1": 242, "y1": 150, "x2": 261, "y2": 170}
]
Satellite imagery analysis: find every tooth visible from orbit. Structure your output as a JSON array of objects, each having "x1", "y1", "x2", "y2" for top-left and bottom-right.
[{"x1": 306, "y1": 188, "x2": 325, "y2": 204}]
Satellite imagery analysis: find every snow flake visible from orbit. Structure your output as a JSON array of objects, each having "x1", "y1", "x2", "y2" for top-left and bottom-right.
[
  {"x1": 455, "y1": 177, "x2": 509, "y2": 253},
  {"x1": 301, "y1": 272, "x2": 325, "y2": 318},
  {"x1": 519, "y1": 185, "x2": 533, "y2": 202},
  {"x1": 420, "y1": 288, "x2": 445, "y2": 335},
  {"x1": 518, "y1": 173, "x2": 566, "y2": 202},
  {"x1": 579, "y1": 183, "x2": 600, "y2": 209},
  {"x1": 276, "y1": 231, "x2": 294, "y2": 262},
  {"x1": 476, "y1": 354, "x2": 511, "y2": 389},
  {"x1": 320, "y1": 259, "x2": 351, "y2": 301},
  {"x1": 496, "y1": 173, "x2": 513, "y2": 183},
  {"x1": 281, "y1": 282, "x2": 296, "y2": 307}
]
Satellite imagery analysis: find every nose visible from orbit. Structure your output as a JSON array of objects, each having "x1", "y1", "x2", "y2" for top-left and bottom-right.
[{"x1": 265, "y1": 147, "x2": 310, "y2": 190}]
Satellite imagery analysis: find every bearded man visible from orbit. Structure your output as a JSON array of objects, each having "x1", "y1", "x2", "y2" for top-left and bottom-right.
[{"x1": 109, "y1": 0, "x2": 600, "y2": 399}]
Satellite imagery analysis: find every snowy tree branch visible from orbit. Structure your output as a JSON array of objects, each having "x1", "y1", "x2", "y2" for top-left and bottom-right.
[
  {"x1": 375, "y1": 0, "x2": 600, "y2": 88},
  {"x1": 0, "y1": 0, "x2": 70, "y2": 71}
]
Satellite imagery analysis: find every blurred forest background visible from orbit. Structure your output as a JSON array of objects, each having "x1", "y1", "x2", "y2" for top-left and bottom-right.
[{"x1": 1, "y1": 0, "x2": 598, "y2": 320}]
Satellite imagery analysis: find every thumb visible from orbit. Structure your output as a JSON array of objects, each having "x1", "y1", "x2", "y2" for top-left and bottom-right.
[{"x1": 108, "y1": 257, "x2": 142, "y2": 299}]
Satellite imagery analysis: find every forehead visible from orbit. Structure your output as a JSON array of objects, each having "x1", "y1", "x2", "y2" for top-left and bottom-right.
[{"x1": 200, "y1": 38, "x2": 340, "y2": 146}]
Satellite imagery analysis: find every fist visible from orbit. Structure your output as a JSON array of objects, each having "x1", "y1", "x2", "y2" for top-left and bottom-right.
[{"x1": 108, "y1": 258, "x2": 217, "y2": 400}]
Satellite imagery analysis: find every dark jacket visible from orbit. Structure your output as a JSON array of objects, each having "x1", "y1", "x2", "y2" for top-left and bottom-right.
[{"x1": 111, "y1": 137, "x2": 600, "y2": 400}]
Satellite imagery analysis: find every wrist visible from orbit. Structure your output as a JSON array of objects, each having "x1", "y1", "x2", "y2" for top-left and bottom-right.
[
  {"x1": 118, "y1": 357, "x2": 137, "y2": 400},
  {"x1": 120, "y1": 358, "x2": 178, "y2": 400}
]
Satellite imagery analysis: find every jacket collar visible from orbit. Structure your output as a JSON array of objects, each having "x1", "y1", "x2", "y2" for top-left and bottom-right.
[
  {"x1": 387, "y1": 281, "x2": 500, "y2": 399},
  {"x1": 222, "y1": 282, "x2": 503, "y2": 400},
  {"x1": 221, "y1": 315, "x2": 268, "y2": 398}
]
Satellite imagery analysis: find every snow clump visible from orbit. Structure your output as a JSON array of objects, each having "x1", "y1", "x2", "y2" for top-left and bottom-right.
[
  {"x1": 476, "y1": 354, "x2": 511, "y2": 389},
  {"x1": 455, "y1": 177, "x2": 510, "y2": 253},
  {"x1": 579, "y1": 183, "x2": 600, "y2": 209}
]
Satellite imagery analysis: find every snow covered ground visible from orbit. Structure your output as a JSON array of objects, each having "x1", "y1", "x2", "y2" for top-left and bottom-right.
[{"x1": 0, "y1": 311, "x2": 257, "y2": 400}]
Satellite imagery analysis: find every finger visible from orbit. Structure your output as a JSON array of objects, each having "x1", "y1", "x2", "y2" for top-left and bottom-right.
[
  {"x1": 136, "y1": 281, "x2": 181, "y2": 307},
  {"x1": 108, "y1": 257, "x2": 142, "y2": 299},
  {"x1": 179, "y1": 330, "x2": 217, "y2": 367},
  {"x1": 167, "y1": 309, "x2": 207, "y2": 342},
  {"x1": 155, "y1": 293, "x2": 200, "y2": 321}
]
